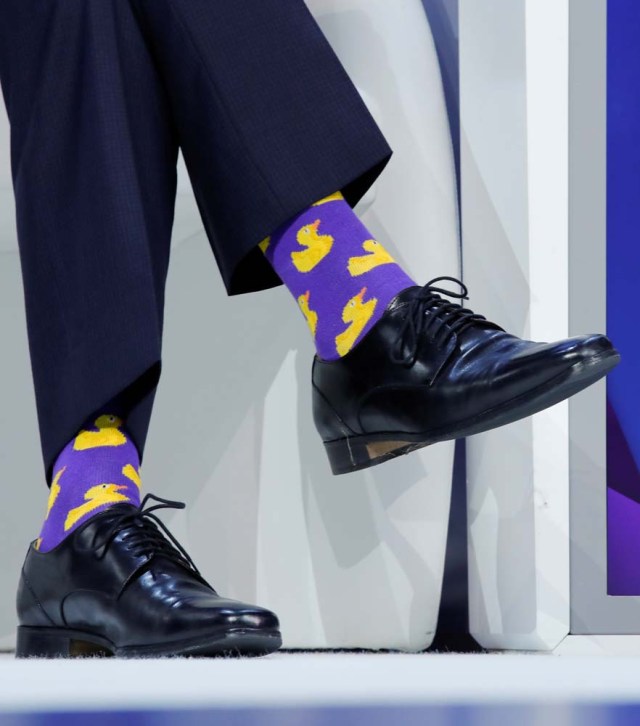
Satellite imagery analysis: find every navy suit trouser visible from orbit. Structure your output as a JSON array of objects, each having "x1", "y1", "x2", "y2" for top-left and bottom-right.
[{"x1": 0, "y1": 0, "x2": 392, "y2": 484}]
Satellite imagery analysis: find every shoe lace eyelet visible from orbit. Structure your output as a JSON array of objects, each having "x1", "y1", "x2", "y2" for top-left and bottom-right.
[
  {"x1": 391, "y1": 277, "x2": 486, "y2": 365},
  {"x1": 85, "y1": 494, "x2": 201, "y2": 578}
]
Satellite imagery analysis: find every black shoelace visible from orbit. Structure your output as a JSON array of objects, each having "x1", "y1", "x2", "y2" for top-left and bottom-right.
[
  {"x1": 390, "y1": 276, "x2": 489, "y2": 367},
  {"x1": 87, "y1": 493, "x2": 201, "y2": 578}
]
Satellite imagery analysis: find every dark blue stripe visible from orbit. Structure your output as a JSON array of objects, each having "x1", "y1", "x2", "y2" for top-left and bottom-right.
[{"x1": 606, "y1": 0, "x2": 640, "y2": 593}]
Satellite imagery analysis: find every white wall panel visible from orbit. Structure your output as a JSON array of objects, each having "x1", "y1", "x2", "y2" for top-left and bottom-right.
[{"x1": 461, "y1": 0, "x2": 571, "y2": 650}]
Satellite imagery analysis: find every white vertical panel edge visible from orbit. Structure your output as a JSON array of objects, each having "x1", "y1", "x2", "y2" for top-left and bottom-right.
[
  {"x1": 462, "y1": 0, "x2": 571, "y2": 650},
  {"x1": 524, "y1": 0, "x2": 571, "y2": 647}
]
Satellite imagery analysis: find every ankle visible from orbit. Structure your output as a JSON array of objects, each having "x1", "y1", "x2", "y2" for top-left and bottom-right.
[{"x1": 36, "y1": 413, "x2": 142, "y2": 552}]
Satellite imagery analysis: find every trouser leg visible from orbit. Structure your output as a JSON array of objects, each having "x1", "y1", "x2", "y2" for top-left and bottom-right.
[
  {"x1": 131, "y1": 0, "x2": 393, "y2": 295},
  {"x1": 0, "y1": 0, "x2": 391, "y2": 482},
  {"x1": 0, "y1": 0, "x2": 178, "y2": 483}
]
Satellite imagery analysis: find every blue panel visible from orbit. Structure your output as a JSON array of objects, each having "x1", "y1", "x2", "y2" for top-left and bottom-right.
[
  {"x1": 607, "y1": 0, "x2": 640, "y2": 593},
  {"x1": 3, "y1": 704, "x2": 640, "y2": 726}
]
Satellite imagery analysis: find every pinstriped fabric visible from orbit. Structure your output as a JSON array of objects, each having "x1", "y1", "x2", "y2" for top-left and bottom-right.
[{"x1": 0, "y1": 0, "x2": 392, "y2": 484}]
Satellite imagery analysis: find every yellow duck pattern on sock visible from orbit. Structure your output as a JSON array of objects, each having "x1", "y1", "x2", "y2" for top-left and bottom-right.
[
  {"x1": 298, "y1": 291, "x2": 318, "y2": 336},
  {"x1": 35, "y1": 466, "x2": 67, "y2": 549},
  {"x1": 64, "y1": 483, "x2": 131, "y2": 531},
  {"x1": 37, "y1": 412, "x2": 143, "y2": 552},
  {"x1": 122, "y1": 463, "x2": 142, "y2": 489},
  {"x1": 258, "y1": 236, "x2": 271, "y2": 253},
  {"x1": 291, "y1": 219, "x2": 334, "y2": 273},
  {"x1": 257, "y1": 189, "x2": 415, "y2": 361},
  {"x1": 45, "y1": 466, "x2": 65, "y2": 518},
  {"x1": 74, "y1": 414, "x2": 127, "y2": 451},
  {"x1": 312, "y1": 191, "x2": 344, "y2": 207},
  {"x1": 335, "y1": 287, "x2": 378, "y2": 357},
  {"x1": 348, "y1": 239, "x2": 396, "y2": 277}
]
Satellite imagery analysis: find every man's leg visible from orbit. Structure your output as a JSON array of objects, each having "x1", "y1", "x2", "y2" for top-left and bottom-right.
[
  {"x1": 130, "y1": 0, "x2": 393, "y2": 296},
  {"x1": 1, "y1": 0, "x2": 281, "y2": 658},
  {"x1": 0, "y1": 0, "x2": 177, "y2": 485},
  {"x1": 132, "y1": 0, "x2": 619, "y2": 475}
]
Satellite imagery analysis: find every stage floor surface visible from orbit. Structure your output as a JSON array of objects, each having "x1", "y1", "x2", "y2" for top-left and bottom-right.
[{"x1": 0, "y1": 651, "x2": 640, "y2": 724}]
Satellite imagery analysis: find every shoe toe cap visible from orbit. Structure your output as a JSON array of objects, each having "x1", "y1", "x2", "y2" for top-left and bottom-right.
[
  {"x1": 508, "y1": 332, "x2": 615, "y2": 367},
  {"x1": 158, "y1": 598, "x2": 280, "y2": 644},
  {"x1": 557, "y1": 332, "x2": 615, "y2": 358},
  {"x1": 475, "y1": 332, "x2": 619, "y2": 403},
  {"x1": 541, "y1": 333, "x2": 618, "y2": 374},
  {"x1": 206, "y1": 598, "x2": 280, "y2": 632},
  {"x1": 225, "y1": 605, "x2": 280, "y2": 631}
]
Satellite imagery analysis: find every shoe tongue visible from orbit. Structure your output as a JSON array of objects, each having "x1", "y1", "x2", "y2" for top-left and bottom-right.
[
  {"x1": 385, "y1": 285, "x2": 423, "y2": 312},
  {"x1": 387, "y1": 284, "x2": 504, "y2": 339},
  {"x1": 76, "y1": 502, "x2": 137, "y2": 530},
  {"x1": 396, "y1": 285, "x2": 423, "y2": 301},
  {"x1": 71, "y1": 504, "x2": 141, "y2": 548},
  {"x1": 386, "y1": 285, "x2": 460, "y2": 319},
  {"x1": 93, "y1": 503, "x2": 140, "y2": 526}
]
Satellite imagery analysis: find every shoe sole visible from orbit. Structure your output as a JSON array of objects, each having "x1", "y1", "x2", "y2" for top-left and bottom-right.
[
  {"x1": 15, "y1": 625, "x2": 282, "y2": 659},
  {"x1": 324, "y1": 348, "x2": 621, "y2": 475}
]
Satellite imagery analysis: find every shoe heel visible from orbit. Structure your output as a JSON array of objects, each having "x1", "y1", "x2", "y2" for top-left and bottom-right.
[
  {"x1": 16, "y1": 626, "x2": 73, "y2": 658},
  {"x1": 324, "y1": 437, "x2": 412, "y2": 475}
]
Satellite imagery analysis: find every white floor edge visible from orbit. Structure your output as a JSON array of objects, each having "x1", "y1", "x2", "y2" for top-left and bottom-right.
[{"x1": 0, "y1": 651, "x2": 639, "y2": 713}]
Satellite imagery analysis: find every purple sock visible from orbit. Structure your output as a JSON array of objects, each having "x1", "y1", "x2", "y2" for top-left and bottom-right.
[
  {"x1": 36, "y1": 413, "x2": 142, "y2": 552},
  {"x1": 259, "y1": 192, "x2": 415, "y2": 360}
]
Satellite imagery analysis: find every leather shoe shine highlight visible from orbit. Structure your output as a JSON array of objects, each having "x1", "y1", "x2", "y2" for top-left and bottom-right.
[
  {"x1": 16, "y1": 495, "x2": 282, "y2": 658},
  {"x1": 313, "y1": 277, "x2": 620, "y2": 474}
]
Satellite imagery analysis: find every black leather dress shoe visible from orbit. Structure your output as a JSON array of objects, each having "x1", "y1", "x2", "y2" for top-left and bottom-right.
[
  {"x1": 313, "y1": 277, "x2": 620, "y2": 475},
  {"x1": 16, "y1": 495, "x2": 282, "y2": 658}
]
